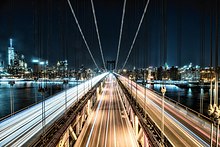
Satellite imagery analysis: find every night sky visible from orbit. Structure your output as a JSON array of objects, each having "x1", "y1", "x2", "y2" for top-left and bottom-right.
[{"x1": 0, "y1": 0, "x2": 219, "y2": 69}]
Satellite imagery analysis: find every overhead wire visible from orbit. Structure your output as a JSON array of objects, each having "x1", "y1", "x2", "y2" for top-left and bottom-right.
[
  {"x1": 122, "y1": 0, "x2": 150, "y2": 69},
  {"x1": 115, "y1": 0, "x2": 127, "y2": 70},
  {"x1": 90, "y1": 0, "x2": 106, "y2": 70},
  {"x1": 66, "y1": 0, "x2": 99, "y2": 69}
]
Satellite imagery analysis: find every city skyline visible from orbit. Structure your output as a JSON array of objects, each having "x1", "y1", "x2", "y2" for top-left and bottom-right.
[{"x1": 0, "y1": 0, "x2": 219, "y2": 69}]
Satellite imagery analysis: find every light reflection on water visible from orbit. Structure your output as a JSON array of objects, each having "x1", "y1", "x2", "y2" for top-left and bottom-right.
[
  {"x1": 0, "y1": 82, "x2": 77, "y2": 118},
  {"x1": 146, "y1": 84, "x2": 212, "y2": 116}
]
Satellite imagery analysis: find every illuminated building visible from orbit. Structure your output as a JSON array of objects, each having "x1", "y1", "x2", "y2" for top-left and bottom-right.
[
  {"x1": 107, "y1": 60, "x2": 115, "y2": 71},
  {"x1": 179, "y1": 63, "x2": 200, "y2": 82},
  {"x1": 169, "y1": 66, "x2": 179, "y2": 80},
  {"x1": 0, "y1": 61, "x2": 4, "y2": 72},
  {"x1": 5, "y1": 38, "x2": 31, "y2": 77},
  {"x1": 200, "y1": 67, "x2": 216, "y2": 82},
  {"x1": 32, "y1": 59, "x2": 48, "y2": 78},
  {"x1": 8, "y1": 38, "x2": 14, "y2": 66},
  {"x1": 156, "y1": 66, "x2": 163, "y2": 80},
  {"x1": 57, "y1": 60, "x2": 68, "y2": 78}
]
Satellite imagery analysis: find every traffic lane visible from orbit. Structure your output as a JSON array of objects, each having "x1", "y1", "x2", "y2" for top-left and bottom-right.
[
  {"x1": 124, "y1": 79, "x2": 211, "y2": 146},
  {"x1": 114, "y1": 85, "x2": 138, "y2": 147},
  {"x1": 0, "y1": 74, "x2": 106, "y2": 145},
  {"x1": 75, "y1": 76, "x2": 138, "y2": 147},
  {"x1": 135, "y1": 93, "x2": 201, "y2": 146},
  {"x1": 133, "y1": 86, "x2": 206, "y2": 146},
  {"x1": 74, "y1": 81, "x2": 108, "y2": 147},
  {"x1": 135, "y1": 84, "x2": 211, "y2": 145},
  {"x1": 122, "y1": 80, "x2": 202, "y2": 146},
  {"x1": 74, "y1": 79, "x2": 111, "y2": 147}
]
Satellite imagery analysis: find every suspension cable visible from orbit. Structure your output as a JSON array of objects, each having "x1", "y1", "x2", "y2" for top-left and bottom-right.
[
  {"x1": 122, "y1": 0, "x2": 150, "y2": 69},
  {"x1": 115, "y1": 0, "x2": 127, "y2": 70},
  {"x1": 66, "y1": 0, "x2": 99, "y2": 69},
  {"x1": 90, "y1": 0, "x2": 106, "y2": 70}
]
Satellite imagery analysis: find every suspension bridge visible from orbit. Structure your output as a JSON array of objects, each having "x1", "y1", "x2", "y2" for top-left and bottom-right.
[{"x1": 0, "y1": 0, "x2": 220, "y2": 146}]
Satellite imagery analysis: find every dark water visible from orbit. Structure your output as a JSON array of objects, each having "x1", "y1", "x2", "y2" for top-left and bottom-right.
[
  {"x1": 146, "y1": 84, "x2": 211, "y2": 116},
  {"x1": 0, "y1": 82, "x2": 77, "y2": 119},
  {"x1": 0, "y1": 82, "x2": 213, "y2": 119}
]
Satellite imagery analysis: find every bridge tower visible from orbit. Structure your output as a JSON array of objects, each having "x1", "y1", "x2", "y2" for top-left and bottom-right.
[{"x1": 107, "y1": 60, "x2": 115, "y2": 71}]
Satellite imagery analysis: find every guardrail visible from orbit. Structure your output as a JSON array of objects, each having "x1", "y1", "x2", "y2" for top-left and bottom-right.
[
  {"x1": 28, "y1": 80, "x2": 103, "y2": 147},
  {"x1": 140, "y1": 84, "x2": 211, "y2": 122},
  {"x1": 116, "y1": 77, "x2": 172, "y2": 147},
  {"x1": 0, "y1": 82, "x2": 83, "y2": 122}
]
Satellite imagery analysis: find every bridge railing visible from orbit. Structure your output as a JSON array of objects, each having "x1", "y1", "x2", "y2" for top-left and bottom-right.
[
  {"x1": 117, "y1": 77, "x2": 171, "y2": 147},
  {"x1": 0, "y1": 81, "x2": 82, "y2": 122},
  {"x1": 143, "y1": 85, "x2": 211, "y2": 122},
  {"x1": 0, "y1": 73, "x2": 109, "y2": 146}
]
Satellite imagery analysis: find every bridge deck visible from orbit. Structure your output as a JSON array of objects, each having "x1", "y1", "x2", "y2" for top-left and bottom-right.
[
  {"x1": 119, "y1": 75, "x2": 214, "y2": 146},
  {"x1": 75, "y1": 74, "x2": 138, "y2": 147},
  {"x1": 0, "y1": 73, "x2": 108, "y2": 146}
]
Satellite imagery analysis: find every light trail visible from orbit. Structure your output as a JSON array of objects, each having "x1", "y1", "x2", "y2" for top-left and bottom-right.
[
  {"x1": 66, "y1": 0, "x2": 99, "y2": 69},
  {"x1": 0, "y1": 73, "x2": 108, "y2": 146},
  {"x1": 122, "y1": 0, "x2": 150, "y2": 69},
  {"x1": 116, "y1": 86, "x2": 138, "y2": 146},
  {"x1": 104, "y1": 80, "x2": 111, "y2": 147},
  {"x1": 115, "y1": 0, "x2": 127, "y2": 70},
  {"x1": 117, "y1": 74, "x2": 214, "y2": 146},
  {"x1": 90, "y1": 0, "x2": 106, "y2": 70},
  {"x1": 86, "y1": 83, "x2": 107, "y2": 147},
  {"x1": 74, "y1": 74, "x2": 138, "y2": 147}
]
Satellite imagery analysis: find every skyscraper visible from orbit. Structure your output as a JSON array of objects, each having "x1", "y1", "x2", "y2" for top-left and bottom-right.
[{"x1": 8, "y1": 38, "x2": 14, "y2": 66}]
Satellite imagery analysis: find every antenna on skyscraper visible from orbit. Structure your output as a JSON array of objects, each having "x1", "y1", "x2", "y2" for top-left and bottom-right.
[{"x1": 10, "y1": 38, "x2": 13, "y2": 47}]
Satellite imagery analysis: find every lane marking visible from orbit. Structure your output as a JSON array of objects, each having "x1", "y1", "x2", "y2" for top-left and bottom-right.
[
  {"x1": 104, "y1": 78, "x2": 112, "y2": 147},
  {"x1": 86, "y1": 83, "x2": 107, "y2": 147},
  {"x1": 96, "y1": 90, "x2": 107, "y2": 147}
]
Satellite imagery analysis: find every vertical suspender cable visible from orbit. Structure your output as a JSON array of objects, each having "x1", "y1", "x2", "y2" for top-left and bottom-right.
[
  {"x1": 122, "y1": 0, "x2": 150, "y2": 69},
  {"x1": 177, "y1": 2, "x2": 182, "y2": 67},
  {"x1": 115, "y1": 0, "x2": 127, "y2": 70},
  {"x1": 66, "y1": 0, "x2": 99, "y2": 70},
  {"x1": 214, "y1": 0, "x2": 219, "y2": 106},
  {"x1": 90, "y1": 0, "x2": 106, "y2": 70}
]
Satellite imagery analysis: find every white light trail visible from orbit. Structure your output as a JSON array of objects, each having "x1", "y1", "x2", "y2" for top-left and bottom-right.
[
  {"x1": 86, "y1": 82, "x2": 107, "y2": 147},
  {"x1": 122, "y1": 0, "x2": 150, "y2": 69},
  {"x1": 0, "y1": 73, "x2": 108, "y2": 146}
]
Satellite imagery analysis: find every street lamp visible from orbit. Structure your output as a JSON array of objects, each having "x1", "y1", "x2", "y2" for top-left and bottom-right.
[
  {"x1": 129, "y1": 75, "x2": 132, "y2": 96},
  {"x1": 83, "y1": 77, "x2": 85, "y2": 95},
  {"x1": 34, "y1": 77, "x2": 38, "y2": 103},
  {"x1": 77, "y1": 77, "x2": 79, "y2": 102},
  {"x1": 145, "y1": 83, "x2": 147, "y2": 118},
  {"x1": 90, "y1": 73, "x2": 93, "y2": 89},
  {"x1": 161, "y1": 85, "x2": 166, "y2": 146},
  {"x1": 8, "y1": 80, "x2": 15, "y2": 115},
  {"x1": 38, "y1": 84, "x2": 47, "y2": 134},
  {"x1": 63, "y1": 79, "x2": 68, "y2": 111},
  {"x1": 135, "y1": 78, "x2": 137, "y2": 106}
]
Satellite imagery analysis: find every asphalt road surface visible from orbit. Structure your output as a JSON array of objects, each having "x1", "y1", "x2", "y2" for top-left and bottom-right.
[{"x1": 75, "y1": 74, "x2": 138, "y2": 147}]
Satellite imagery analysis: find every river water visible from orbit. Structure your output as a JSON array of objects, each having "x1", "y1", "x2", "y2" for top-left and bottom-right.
[
  {"x1": 0, "y1": 81, "x2": 214, "y2": 119},
  {"x1": 146, "y1": 84, "x2": 211, "y2": 116},
  {"x1": 0, "y1": 81, "x2": 78, "y2": 119}
]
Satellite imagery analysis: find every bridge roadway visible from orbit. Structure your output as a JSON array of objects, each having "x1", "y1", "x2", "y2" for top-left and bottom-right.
[
  {"x1": 118, "y1": 75, "x2": 215, "y2": 146},
  {"x1": 0, "y1": 73, "x2": 108, "y2": 146},
  {"x1": 74, "y1": 74, "x2": 138, "y2": 147}
]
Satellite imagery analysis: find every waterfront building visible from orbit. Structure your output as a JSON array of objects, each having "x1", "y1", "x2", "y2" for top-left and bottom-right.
[
  {"x1": 8, "y1": 39, "x2": 14, "y2": 66},
  {"x1": 57, "y1": 60, "x2": 68, "y2": 78}
]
